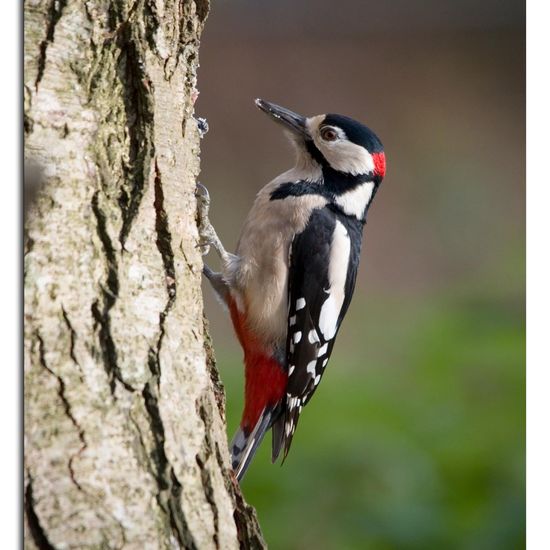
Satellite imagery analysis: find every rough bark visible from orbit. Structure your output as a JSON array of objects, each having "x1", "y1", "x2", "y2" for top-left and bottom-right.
[{"x1": 24, "y1": 1, "x2": 265, "y2": 548}]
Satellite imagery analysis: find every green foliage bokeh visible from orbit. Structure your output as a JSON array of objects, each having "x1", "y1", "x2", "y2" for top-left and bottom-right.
[{"x1": 217, "y1": 288, "x2": 525, "y2": 550}]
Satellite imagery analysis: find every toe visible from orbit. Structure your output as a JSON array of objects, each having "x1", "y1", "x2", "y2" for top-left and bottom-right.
[{"x1": 195, "y1": 182, "x2": 210, "y2": 199}]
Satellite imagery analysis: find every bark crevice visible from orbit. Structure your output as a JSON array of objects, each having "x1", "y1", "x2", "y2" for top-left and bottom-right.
[
  {"x1": 196, "y1": 402, "x2": 221, "y2": 549},
  {"x1": 113, "y1": 11, "x2": 155, "y2": 248},
  {"x1": 25, "y1": 477, "x2": 57, "y2": 550},
  {"x1": 35, "y1": 0, "x2": 68, "y2": 91},
  {"x1": 90, "y1": 191, "x2": 135, "y2": 395},
  {"x1": 153, "y1": 159, "x2": 176, "y2": 302},
  {"x1": 61, "y1": 307, "x2": 84, "y2": 381},
  {"x1": 139, "y1": 156, "x2": 197, "y2": 546},
  {"x1": 143, "y1": 351, "x2": 197, "y2": 550},
  {"x1": 36, "y1": 332, "x2": 88, "y2": 492}
]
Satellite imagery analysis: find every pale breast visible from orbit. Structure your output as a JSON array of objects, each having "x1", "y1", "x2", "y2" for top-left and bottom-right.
[{"x1": 225, "y1": 178, "x2": 327, "y2": 349}]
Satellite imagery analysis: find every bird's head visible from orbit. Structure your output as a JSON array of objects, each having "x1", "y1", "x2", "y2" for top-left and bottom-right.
[{"x1": 255, "y1": 98, "x2": 385, "y2": 184}]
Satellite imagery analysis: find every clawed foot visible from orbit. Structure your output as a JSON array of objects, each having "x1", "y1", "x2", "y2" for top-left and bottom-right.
[
  {"x1": 195, "y1": 183, "x2": 230, "y2": 263},
  {"x1": 195, "y1": 183, "x2": 213, "y2": 255}
]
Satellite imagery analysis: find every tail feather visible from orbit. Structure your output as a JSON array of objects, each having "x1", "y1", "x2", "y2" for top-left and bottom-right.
[
  {"x1": 231, "y1": 407, "x2": 274, "y2": 481},
  {"x1": 270, "y1": 413, "x2": 285, "y2": 463}
]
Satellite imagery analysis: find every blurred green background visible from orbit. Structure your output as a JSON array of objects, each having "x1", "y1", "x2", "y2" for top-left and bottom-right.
[{"x1": 197, "y1": 1, "x2": 525, "y2": 548}]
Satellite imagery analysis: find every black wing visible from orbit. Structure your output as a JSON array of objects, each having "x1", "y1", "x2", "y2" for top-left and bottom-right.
[{"x1": 276, "y1": 207, "x2": 363, "y2": 459}]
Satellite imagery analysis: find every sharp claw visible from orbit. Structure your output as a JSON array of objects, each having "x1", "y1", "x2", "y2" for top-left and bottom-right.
[
  {"x1": 196, "y1": 240, "x2": 212, "y2": 255},
  {"x1": 195, "y1": 182, "x2": 210, "y2": 199}
]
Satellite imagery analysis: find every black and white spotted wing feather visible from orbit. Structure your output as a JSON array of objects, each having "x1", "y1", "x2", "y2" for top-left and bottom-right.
[{"x1": 276, "y1": 206, "x2": 363, "y2": 460}]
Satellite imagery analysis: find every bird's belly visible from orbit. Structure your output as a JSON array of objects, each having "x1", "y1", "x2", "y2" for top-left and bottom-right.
[
  {"x1": 244, "y1": 266, "x2": 288, "y2": 347},
  {"x1": 227, "y1": 187, "x2": 328, "y2": 352},
  {"x1": 231, "y1": 240, "x2": 289, "y2": 351}
]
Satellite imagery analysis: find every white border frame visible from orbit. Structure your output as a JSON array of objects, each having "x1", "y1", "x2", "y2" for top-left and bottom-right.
[
  {"x1": 0, "y1": 0, "x2": 21, "y2": 545},
  {"x1": 527, "y1": 1, "x2": 550, "y2": 548}
]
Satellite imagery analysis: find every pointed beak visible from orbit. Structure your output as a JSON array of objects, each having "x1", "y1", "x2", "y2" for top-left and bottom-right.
[{"x1": 255, "y1": 99, "x2": 308, "y2": 137}]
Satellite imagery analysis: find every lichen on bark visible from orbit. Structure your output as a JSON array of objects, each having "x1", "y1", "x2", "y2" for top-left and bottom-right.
[{"x1": 24, "y1": 1, "x2": 265, "y2": 548}]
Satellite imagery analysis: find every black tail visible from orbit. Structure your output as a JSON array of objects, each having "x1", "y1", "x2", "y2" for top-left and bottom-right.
[{"x1": 230, "y1": 408, "x2": 274, "y2": 481}]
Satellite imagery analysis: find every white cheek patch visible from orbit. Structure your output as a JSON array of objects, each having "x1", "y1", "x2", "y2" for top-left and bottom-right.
[
  {"x1": 318, "y1": 220, "x2": 350, "y2": 340},
  {"x1": 324, "y1": 141, "x2": 375, "y2": 175},
  {"x1": 334, "y1": 181, "x2": 375, "y2": 220},
  {"x1": 314, "y1": 137, "x2": 375, "y2": 176}
]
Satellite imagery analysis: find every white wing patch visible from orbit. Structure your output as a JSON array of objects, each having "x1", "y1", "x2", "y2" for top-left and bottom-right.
[
  {"x1": 318, "y1": 220, "x2": 351, "y2": 340},
  {"x1": 319, "y1": 296, "x2": 339, "y2": 340}
]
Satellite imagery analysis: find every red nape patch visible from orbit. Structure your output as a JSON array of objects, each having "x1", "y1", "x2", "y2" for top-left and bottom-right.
[
  {"x1": 372, "y1": 152, "x2": 386, "y2": 179},
  {"x1": 228, "y1": 298, "x2": 287, "y2": 431}
]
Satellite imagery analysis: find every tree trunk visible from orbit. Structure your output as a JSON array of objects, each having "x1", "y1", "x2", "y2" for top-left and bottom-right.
[{"x1": 24, "y1": 1, "x2": 264, "y2": 548}]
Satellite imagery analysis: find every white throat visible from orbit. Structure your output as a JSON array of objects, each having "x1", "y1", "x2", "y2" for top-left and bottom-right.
[{"x1": 334, "y1": 181, "x2": 375, "y2": 220}]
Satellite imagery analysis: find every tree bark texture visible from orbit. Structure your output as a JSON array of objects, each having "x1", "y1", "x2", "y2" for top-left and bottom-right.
[{"x1": 24, "y1": 1, "x2": 265, "y2": 548}]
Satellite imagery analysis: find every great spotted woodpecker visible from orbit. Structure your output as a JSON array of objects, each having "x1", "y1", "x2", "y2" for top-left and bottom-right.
[{"x1": 197, "y1": 99, "x2": 386, "y2": 480}]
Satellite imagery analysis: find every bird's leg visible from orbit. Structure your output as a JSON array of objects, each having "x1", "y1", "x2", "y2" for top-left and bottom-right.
[
  {"x1": 195, "y1": 183, "x2": 237, "y2": 280},
  {"x1": 195, "y1": 183, "x2": 231, "y2": 263},
  {"x1": 196, "y1": 183, "x2": 233, "y2": 304}
]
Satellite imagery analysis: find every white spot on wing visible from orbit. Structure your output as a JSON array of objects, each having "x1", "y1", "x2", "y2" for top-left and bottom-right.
[
  {"x1": 289, "y1": 315, "x2": 296, "y2": 326},
  {"x1": 288, "y1": 365, "x2": 295, "y2": 375},
  {"x1": 293, "y1": 331, "x2": 302, "y2": 344},
  {"x1": 308, "y1": 329, "x2": 320, "y2": 344},
  {"x1": 318, "y1": 343, "x2": 328, "y2": 356},
  {"x1": 296, "y1": 298, "x2": 306, "y2": 310},
  {"x1": 306, "y1": 360, "x2": 317, "y2": 376}
]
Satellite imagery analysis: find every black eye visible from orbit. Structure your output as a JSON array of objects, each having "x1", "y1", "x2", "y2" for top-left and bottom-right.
[{"x1": 320, "y1": 127, "x2": 338, "y2": 141}]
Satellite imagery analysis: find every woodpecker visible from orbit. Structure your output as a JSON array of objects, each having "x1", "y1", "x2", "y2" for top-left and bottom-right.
[{"x1": 197, "y1": 99, "x2": 386, "y2": 481}]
